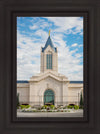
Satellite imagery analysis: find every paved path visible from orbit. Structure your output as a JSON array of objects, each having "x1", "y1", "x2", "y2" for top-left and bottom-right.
[{"x1": 17, "y1": 110, "x2": 83, "y2": 117}]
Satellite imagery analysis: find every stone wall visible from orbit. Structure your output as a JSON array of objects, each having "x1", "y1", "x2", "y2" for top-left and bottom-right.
[
  {"x1": 68, "y1": 83, "x2": 83, "y2": 105},
  {"x1": 17, "y1": 83, "x2": 29, "y2": 104},
  {"x1": 29, "y1": 76, "x2": 68, "y2": 106},
  {"x1": 17, "y1": 82, "x2": 83, "y2": 106}
]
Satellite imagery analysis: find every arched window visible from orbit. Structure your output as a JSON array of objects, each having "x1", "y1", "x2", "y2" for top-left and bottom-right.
[{"x1": 46, "y1": 54, "x2": 52, "y2": 69}]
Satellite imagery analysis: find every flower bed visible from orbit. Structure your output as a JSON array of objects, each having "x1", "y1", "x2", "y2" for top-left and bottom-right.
[{"x1": 17, "y1": 104, "x2": 81, "y2": 113}]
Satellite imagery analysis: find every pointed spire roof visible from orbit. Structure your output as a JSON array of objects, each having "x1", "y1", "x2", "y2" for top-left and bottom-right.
[{"x1": 42, "y1": 35, "x2": 57, "y2": 52}]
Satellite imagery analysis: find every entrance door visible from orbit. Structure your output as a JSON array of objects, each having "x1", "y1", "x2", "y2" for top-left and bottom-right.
[{"x1": 44, "y1": 89, "x2": 54, "y2": 105}]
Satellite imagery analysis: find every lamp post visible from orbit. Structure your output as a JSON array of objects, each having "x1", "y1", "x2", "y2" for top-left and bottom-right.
[{"x1": 78, "y1": 92, "x2": 80, "y2": 106}]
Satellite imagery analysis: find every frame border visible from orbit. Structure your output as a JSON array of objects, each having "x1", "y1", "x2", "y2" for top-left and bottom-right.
[{"x1": 0, "y1": 0, "x2": 99, "y2": 134}]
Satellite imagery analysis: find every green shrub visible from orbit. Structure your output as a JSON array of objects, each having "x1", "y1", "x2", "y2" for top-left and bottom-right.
[
  {"x1": 41, "y1": 105, "x2": 48, "y2": 109},
  {"x1": 67, "y1": 105, "x2": 79, "y2": 110},
  {"x1": 20, "y1": 105, "x2": 30, "y2": 109},
  {"x1": 20, "y1": 105, "x2": 25, "y2": 109},
  {"x1": 25, "y1": 105, "x2": 30, "y2": 108},
  {"x1": 67, "y1": 105, "x2": 74, "y2": 109},
  {"x1": 50, "y1": 105, "x2": 55, "y2": 109},
  {"x1": 74, "y1": 105, "x2": 79, "y2": 110}
]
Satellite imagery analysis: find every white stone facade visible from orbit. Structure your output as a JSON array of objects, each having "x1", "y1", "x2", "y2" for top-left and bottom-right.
[{"x1": 17, "y1": 35, "x2": 83, "y2": 106}]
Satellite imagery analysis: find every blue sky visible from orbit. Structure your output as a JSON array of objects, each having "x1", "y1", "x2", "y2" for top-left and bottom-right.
[{"x1": 17, "y1": 17, "x2": 83, "y2": 80}]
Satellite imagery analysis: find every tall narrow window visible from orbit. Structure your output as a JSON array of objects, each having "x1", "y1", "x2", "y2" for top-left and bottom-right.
[{"x1": 46, "y1": 54, "x2": 52, "y2": 69}]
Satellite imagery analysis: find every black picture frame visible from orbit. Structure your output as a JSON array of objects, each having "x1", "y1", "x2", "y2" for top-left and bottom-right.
[{"x1": 0, "y1": 0, "x2": 100, "y2": 134}]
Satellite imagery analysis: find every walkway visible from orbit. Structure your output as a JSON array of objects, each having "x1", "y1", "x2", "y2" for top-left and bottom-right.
[{"x1": 17, "y1": 110, "x2": 83, "y2": 117}]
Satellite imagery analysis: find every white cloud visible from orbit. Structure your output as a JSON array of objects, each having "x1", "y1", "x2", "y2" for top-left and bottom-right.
[
  {"x1": 71, "y1": 43, "x2": 78, "y2": 47},
  {"x1": 29, "y1": 25, "x2": 38, "y2": 30},
  {"x1": 29, "y1": 18, "x2": 50, "y2": 30},
  {"x1": 17, "y1": 30, "x2": 42, "y2": 80},
  {"x1": 44, "y1": 17, "x2": 83, "y2": 35},
  {"x1": 75, "y1": 53, "x2": 83, "y2": 58},
  {"x1": 79, "y1": 44, "x2": 83, "y2": 47}
]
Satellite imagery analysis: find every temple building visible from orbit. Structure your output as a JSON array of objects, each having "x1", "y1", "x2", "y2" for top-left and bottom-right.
[{"x1": 17, "y1": 32, "x2": 83, "y2": 106}]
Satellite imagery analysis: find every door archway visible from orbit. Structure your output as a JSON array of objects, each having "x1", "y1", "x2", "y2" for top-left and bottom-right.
[{"x1": 44, "y1": 89, "x2": 54, "y2": 105}]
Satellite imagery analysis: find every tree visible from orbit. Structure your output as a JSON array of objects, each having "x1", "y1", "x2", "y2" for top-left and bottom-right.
[
  {"x1": 17, "y1": 93, "x2": 20, "y2": 106},
  {"x1": 80, "y1": 92, "x2": 83, "y2": 108}
]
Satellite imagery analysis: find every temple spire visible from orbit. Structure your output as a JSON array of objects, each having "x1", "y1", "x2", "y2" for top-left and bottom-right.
[{"x1": 49, "y1": 30, "x2": 51, "y2": 36}]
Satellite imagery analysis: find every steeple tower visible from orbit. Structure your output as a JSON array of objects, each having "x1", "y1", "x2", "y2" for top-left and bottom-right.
[
  {"x1": 49, "y1": 30, "x2": 51, "y2": 36},
  {"x1": 40, "y1": 31, "x2": 58, "y2": 73}
]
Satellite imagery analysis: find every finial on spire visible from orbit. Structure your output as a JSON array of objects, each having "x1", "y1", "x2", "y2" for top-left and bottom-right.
[{"x1": 49, "y1": 30, "x2": 51, "y2": 36}]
